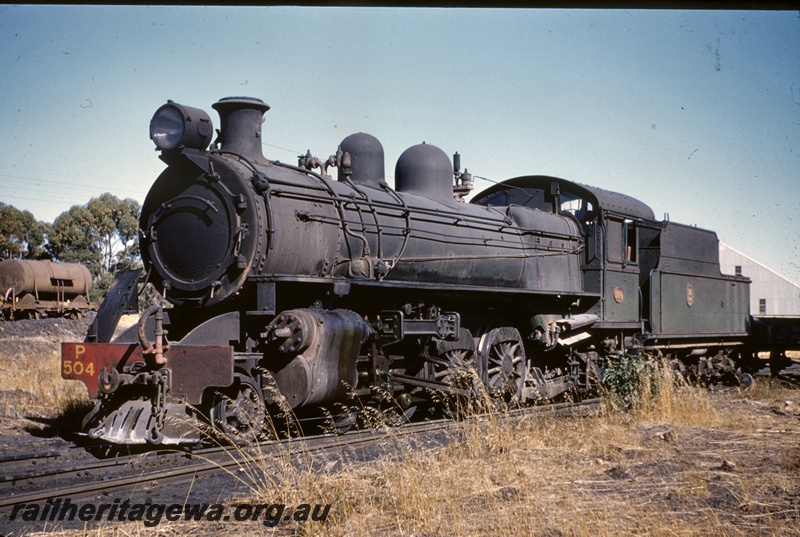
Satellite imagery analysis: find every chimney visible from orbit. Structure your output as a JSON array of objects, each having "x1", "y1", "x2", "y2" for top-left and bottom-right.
[{"x1": 211, "y1": 97, "x2": 270, "y2": 162}]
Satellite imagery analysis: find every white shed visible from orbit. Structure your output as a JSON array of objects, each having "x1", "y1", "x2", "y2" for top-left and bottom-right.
[{"x1": 719, "y1": 243, "x2": 800, "y2": 317}]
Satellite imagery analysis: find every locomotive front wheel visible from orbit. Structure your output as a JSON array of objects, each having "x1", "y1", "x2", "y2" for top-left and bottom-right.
[
  {"x1": 478, "y1": 327, "x2": 527, "y2": 404},
  {"x1": 209, "y1": 375, "x2": 267, "y2": 445},
  {"x1": 330, "y1": 409, "x2": 357, "y2": 435}
]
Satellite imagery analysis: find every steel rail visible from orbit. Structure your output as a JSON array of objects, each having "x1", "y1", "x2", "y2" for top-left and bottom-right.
[{"x1": 0, "y1": 398, "x2": 602, "y2": 513}]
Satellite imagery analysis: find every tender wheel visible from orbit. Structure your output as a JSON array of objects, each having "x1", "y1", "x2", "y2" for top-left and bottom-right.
[
  {"x1": 210, "y1": 374, "x2": 266, "y2": 445},
  {"x1": 478, "y1": 327, "x2": 527, "y2": 404}
]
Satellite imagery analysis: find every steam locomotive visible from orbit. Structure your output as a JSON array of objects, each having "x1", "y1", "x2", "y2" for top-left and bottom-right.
[
  {"x1": 61, "y1": 96, "x2": 799, "y2": 445},
  {"x1": 1, "y1": 259, "x2": 97, "y2": 320}
]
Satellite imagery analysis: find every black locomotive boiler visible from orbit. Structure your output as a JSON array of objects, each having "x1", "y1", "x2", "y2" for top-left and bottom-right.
[{"x1": 61, "y1": 96, "x2": 798, "y2": 445}]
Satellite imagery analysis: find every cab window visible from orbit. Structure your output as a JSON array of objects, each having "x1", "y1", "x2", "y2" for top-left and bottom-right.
[
  {"x1": 559, "y1": 193, "x2": 593, "y2": 222},
  {"x1": 623, "y1": 219, "x2": 637, "y2": 263},
  {"x1": 484, "y1": 191, "x2": 509, "y2": 207}
]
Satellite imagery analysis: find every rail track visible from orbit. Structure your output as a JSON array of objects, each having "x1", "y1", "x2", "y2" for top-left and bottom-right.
[{"x1": 0, "y1": 398, "x2": 602, "y2": 515}]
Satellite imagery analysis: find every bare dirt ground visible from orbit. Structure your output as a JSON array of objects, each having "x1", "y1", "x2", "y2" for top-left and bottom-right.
[
  {"x1": 569, "y1": 393, "x2": 800, "y2": 535},
  {"x1": 0, "y1": 315, "x2": 92, "y2": 361}
]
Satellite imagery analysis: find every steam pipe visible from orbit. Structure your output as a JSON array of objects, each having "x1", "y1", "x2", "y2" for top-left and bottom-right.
[{"x1": 138, "y1": 304, "x2": 169, "y2": 365}]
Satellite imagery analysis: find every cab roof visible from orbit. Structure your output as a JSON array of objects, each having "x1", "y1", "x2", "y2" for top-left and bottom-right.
[{"x1": 471, "y1": 175, "x2": 656, "y2": 221}]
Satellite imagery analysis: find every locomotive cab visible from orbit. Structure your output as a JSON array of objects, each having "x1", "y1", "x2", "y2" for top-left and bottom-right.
[{"x1": 471, "y1": 175, "x2": 652, "y2": 329}]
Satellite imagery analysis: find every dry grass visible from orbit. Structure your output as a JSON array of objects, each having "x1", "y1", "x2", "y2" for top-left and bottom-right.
[
  {"x1": 172, "y1": 377, "x2": 797, "y2": 537},
  {"x1": 626, "y1": 357, "x2": 729, "y2": 428},
  {"x1": 0, "y1": 317, "x2": 94, "y2": 421},
  {"x1": 0, "y1": 348, "x2": 90, "y2": 420},
  {"x1": 3, "y1": 350, "x2": 799, "y2": 536},
  {"x1": 253, "y1": 380, "x2": 795, "y2": 537}
]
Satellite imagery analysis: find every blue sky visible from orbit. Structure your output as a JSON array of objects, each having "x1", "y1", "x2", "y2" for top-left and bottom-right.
[{"x1": 1, "y1": 6, "x2": 798, "y2": 283}]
